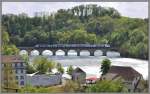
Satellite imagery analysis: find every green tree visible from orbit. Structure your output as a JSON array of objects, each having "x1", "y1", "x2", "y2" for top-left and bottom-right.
[
  {"x1": 1, "y1": 26, "x2": 19, "y2": 55},
  {"x1": 56, "y1": 63, "x2": 64, "y2": 74},
  {"x1": 86, "y1": 80, "x2": 127, "y2": 92},
  {"x1": 67, "y1": 65, "x2": 74, "y2": 75},
  {"x1": 62, "y1": 80, "x2": 82, "y2": 92},
  {"x1": 140, "y1": 80, "x2": 148, "y2": 92},
  {"x1": 2, "y1": 27, "x2": 9, "y2": 45},
  {"x1": 47, "y1": 60, "x2": 56, "y2": 72},
  {"x1": 100, "y1": 58, "x2": 111, "y2": 75},
  {"x1": 21, "y1": 54, "x2": 35, "y2": 74},
  {"x1": 33, "y1": 56, "x2": 55, "y2": 74},
  {"x1": 2, "y1": 63, "x2": 19, "y2": 92},
  {"x1": 2, "y1": 4, "x2": 148, "y2": 59},
  {"x1": 86, "y1": 16, "x2": 114, "y2": 35},
  {"x1": 19, "y1": 84, "x2": 64, "y2": 93}
]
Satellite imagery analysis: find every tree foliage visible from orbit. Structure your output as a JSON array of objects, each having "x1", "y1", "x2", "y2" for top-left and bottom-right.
[
  {"x1": 100, "y1": 58, "x2": 111, "y2": 75},
  {"x1": 2, "y1": 63, "x2": 19, "y2": 92},
  {"x1": 21, "y1": 54, "x2": 36, "y2": 74},
  {"x1": 67, "y1": 65, "x2": 74, "y2": 75},
  {"x1": 19, "y1": 84, "x2": 64, "y2": 93},
  {"x1": 56, "y1": 63, "x2": 64, "y2": 74},
  {"x1": 62, "y1": 80, "x2": 82, "y2": 92},
  {"x1": 86, "y1": 80, "x2": 128, "y2": 92},
  {"x1": 1, "y1": 26, "x2": 19, "y2": 55},
  {"x1": 2, "y1": 4, "x2": 148, "y2": 59},
  {"x1": 33, "y1": 56, "x2": 55, "y2": 74}
]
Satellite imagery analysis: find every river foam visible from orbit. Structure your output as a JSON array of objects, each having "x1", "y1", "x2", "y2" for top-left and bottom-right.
[{"x1": 28, "y1": 51, "x2": 148, "y2": 80}]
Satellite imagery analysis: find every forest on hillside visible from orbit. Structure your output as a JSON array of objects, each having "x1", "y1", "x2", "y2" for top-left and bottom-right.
[{"x1": 2, "y1": 4, "x2": 148, "y2": 59}]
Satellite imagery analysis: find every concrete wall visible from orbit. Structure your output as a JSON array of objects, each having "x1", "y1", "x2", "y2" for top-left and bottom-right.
[{"x1": 26, "y1": 74, "x2": 62, "y2": 86}]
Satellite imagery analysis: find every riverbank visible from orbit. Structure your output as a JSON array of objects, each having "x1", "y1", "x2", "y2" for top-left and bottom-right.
[{"x1": 29, "y1": 55, "x2": 148, "y2": 80}]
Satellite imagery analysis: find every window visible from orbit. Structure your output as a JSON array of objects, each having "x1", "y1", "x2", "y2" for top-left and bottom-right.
[
  {"x1": 21, "y1": 70, "x2": 24, "y2": 73},
  {"x1": 20, "y1": 63, "x2": 23, "y2": 67},
  {"x1": 20, "y1": 76, "x2": 24, "y2": 80},
  {"x1": 4, "y1": 64, "x2": 6, "y2": 67},
  {"x1": 15, "y1": 63, "x2": 17, "y2": 67},
  {"x1": 20, "y1": 81, "x2": 24, "y2": 85},
  {"x1": 16, "y1": 76, "x2": 18, "y2": 80},
  {"x1": 15, "y1": 70, "x2": 18, "y2": 74}
]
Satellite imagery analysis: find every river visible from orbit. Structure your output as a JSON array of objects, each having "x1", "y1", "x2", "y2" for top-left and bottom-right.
[{"x1": 20, "y1": 50, "x2": 148, "y2": 80}]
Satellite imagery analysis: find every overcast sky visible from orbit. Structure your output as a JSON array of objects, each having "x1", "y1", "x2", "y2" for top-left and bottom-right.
[{"x1": 2, "y1": 2, "x2": 148, "y2": 18}]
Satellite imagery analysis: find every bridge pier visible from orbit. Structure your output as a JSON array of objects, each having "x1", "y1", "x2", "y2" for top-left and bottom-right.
[
  {"x1": 77, "y1": 50, "x2": 80, "y2": 56},
  {"x1": 38, "y1": 50, "x2": 44, "y2": 55},
  {"x1": 52, "y1": 51, "x2": 56, "y2": 56},
  {"x1": 77, "y1": 52, "x2": 80, "y2": 56},
  {"x1": 90, "y1": 51, "x2": 94, "y2": 56},
  {"x1": 65, "y1": 51, "x2": 68, "y2": 56}
]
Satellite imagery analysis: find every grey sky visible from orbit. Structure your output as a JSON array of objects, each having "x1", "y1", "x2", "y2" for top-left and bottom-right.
[{"x1": 2, "y1": 2, "x2": 148, "y2": 18}]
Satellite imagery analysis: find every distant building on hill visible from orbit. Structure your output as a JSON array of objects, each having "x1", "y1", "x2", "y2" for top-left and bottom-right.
[
  {"x1": 71, "y1": 67, "x2": 86, "y2": 84},
  {"x1": 101, "y1": 66, "x2": 143, "y2": 92}
]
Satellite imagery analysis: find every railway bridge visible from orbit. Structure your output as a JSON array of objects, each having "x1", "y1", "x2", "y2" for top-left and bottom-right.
[{"x1": 18, "y1": 44, "x2": 118, "y2": 56}]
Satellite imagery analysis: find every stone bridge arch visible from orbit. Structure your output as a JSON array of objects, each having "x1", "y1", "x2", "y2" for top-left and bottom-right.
[
  {"x1": 42, "y1": 50, "x2": 53, "y2": 56},
  {"x1": 55, "y1": 49, "x2": 65, "y2": 56},
  {"x1": 19, "y1": 50, "x2": 28, "y2": 55},
  {"x1": 68, "y1": 50, "x2": 77, "y2": 56}
]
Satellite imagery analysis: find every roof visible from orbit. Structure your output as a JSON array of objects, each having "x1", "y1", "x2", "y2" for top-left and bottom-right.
[
  {"x1": 72, "y1": 67, "x2": 86, "y2": 74},
  {"x1": 107, "y1": 66, "x2": 142, "y2": 81},
  {"x1": 102, "y1": 73, "x2": 120, "y2": 81},
  {"x1": 1, "y1": 55, "x2": 24, "y2": 63},
  {"x1": 86, "y1": 76, "x2": 98, "y2": 81}
]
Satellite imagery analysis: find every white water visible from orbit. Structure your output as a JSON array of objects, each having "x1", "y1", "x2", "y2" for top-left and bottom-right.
[{"x1": 20, "y1": 50, "x2": 148, "y2": 80}]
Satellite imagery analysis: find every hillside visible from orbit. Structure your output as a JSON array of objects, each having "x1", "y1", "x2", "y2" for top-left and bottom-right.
[{"x1": 2, "y1": 4, "x2": 148, "y2": 59}]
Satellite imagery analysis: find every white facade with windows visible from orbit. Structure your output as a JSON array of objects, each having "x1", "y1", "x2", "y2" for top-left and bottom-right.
[
  {"x1": 13, "y1": 63, "x2": 26, "y2": 87},
  {"x1": 2, "y1": 55, "x2": 26, "y2": 87}
]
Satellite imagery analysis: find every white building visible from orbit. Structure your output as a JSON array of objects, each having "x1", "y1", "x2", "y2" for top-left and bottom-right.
[{"x1": 2, "y1": 55, "x2": 26, "y2": 87}]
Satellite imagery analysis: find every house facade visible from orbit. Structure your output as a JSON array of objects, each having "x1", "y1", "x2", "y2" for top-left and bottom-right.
[
  {"x1": 1, "y1": 55, "x2": 26, "y2": 87},
  {"x1": 101, "y1": 66, "x2": 143, "y2": 92},
  {"x1": 71, "y1": 67, "x2": 86, "y2": 84}
]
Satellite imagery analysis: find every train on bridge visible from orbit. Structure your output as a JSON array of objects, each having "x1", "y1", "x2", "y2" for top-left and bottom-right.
[{"x1": 34, "y1": 44, "x2": 111, "y2": 48}]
